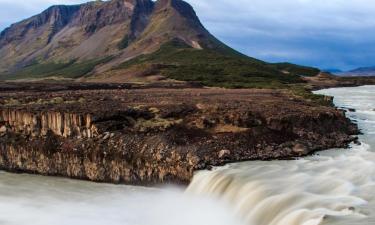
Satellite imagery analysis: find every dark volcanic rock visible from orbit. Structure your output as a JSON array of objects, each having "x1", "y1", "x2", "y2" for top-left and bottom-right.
[{"x1": 0, "y1": 83, "x2": 359, "y2": 185}]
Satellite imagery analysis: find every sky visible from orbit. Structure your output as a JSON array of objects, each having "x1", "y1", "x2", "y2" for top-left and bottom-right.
[{"x1": 0, "y1": 0, "x2": 375, "y2": 70}]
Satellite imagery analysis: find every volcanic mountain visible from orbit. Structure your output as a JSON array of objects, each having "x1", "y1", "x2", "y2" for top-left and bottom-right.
[{"x1": 0, "y1": 0, "x2": 319, "y2": 87}]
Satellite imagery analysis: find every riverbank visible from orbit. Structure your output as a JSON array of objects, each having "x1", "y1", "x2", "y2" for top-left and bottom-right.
[
  {"x1": 303, "y1": 73, "x2": 375, "y2": 90},
  {"x1": 0, "y1": 82, "x2": 359, "y2": 185}
]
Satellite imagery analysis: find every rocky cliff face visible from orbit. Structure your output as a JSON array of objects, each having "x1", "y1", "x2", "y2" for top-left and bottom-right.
[
  {"x1": 0, "y1": 84, "x2": 359, "y2": 184},
  {"x1": 0, "y1": 5, "x2": 80, "y2": 47},
  {"x1": 0, "y1": 109, "x2": 95, "y2": 138}
]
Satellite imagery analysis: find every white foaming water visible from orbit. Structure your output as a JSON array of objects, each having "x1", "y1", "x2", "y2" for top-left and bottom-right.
[
  {"x1": 0, "y1": 172, "x2": 242, "y2": 225},
  {"x1": 1, "y1": 86, "x2": 375, "y2": 225},
  {"x1": 187, "y1": 85, "x2": 375, "y2": 225}
]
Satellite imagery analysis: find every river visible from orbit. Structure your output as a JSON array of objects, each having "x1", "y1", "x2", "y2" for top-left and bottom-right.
[{"x1": 1, "y1": 86, "x2": 374, "y2": 225}]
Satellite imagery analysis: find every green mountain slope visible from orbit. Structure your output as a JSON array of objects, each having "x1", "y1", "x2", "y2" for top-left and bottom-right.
[{"x1": 113, "y1": 39, "x2": 318, "y2": 88}]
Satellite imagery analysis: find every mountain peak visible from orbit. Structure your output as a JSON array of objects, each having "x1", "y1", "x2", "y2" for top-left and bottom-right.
[
  {"x1": 0, "y1": 0, "x2": 209, "y2": 72},
  {"x1": 0, "y1": 0, "x2": 320, "y2": 84},
  {"x1": 154, "y1": 0, "x2": 198, "y2": 18}
]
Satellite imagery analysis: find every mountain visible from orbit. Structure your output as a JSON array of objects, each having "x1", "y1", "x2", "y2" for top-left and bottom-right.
[
  {"x1": 323, "y1": 69, "x2": 343, "y2": 74},
  {"x1": 339, "y1": 66, "x2": 375, "y2": 76},
  {"x1": 0, "y1": 0, "x2": 320, "y2": 87}
]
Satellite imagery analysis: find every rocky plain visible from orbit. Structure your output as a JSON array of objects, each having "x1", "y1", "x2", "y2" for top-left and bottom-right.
[{"x1": 0, "y1": 81, "x2": 359, "y2": 185}]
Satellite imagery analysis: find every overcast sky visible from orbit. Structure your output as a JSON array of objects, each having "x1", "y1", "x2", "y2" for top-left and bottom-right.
[{"x1": 1, "y1": 0, "x2": 374, "y2": 70}]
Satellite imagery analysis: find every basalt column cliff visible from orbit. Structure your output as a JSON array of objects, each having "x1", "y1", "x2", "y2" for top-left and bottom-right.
[{"x1": 0, "y1": 84, "x2": 358, "y2": 184}]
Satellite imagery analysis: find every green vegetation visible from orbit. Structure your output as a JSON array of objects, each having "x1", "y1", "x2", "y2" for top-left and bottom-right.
[
  {"x1": 135, "y1": 117, "x2": 183, "y2": 132},
  {"x1": 3, "y1": 56, "x2": 114, "y2": 80},
  {"x1": 270, "y1": 63, "x2": 321, "y2": 77},
  {"x1": 2, "y1": 97, "x2": 86, "y2": 106},
  {"x1": 118, "y1": 35, "x2": 130, "y2": 50},
  {"x1": 134, "y1": 106, "x2": 183, "y2": 132},
  {"x1": 289, "y1": 85, "x2": 331, "y2": 106},
  {"x1": 3, "y1": 98, "x2": 21, "y2": 106},
  {"x1": 47, "y1": 97, "x2": 64, "y2": 104},
  {"x1": 115, "y1": 39, "x2": 320, "y2": 89}
]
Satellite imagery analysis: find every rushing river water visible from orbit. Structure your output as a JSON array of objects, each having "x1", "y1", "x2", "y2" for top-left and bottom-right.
[{"x1": 1, "y1": 86, "x2": 375, "y2": 225}]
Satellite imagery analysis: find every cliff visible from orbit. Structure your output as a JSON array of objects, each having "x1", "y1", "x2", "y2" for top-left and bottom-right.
[
  {"x1": 0, "y1": 83, "x2": 358, "y2": 184},
  {"x1": 1, "y1": 109, "x2": 95, "y2": 138}
]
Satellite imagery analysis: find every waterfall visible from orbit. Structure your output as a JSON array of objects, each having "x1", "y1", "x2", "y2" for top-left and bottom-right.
[
  {"x1": 1, "y1": 86, "x2": 375, "y2": 225},
  {"x1": 186, "y1": 143, "x2": 372, "y2": 225},
  {"x1": 186, "y1": 86, "x2": 375, "y2": 225}
]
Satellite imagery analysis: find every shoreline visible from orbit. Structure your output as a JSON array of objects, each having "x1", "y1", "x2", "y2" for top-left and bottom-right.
[{"x1": 0, "y1": 82, "x2": 362, "y2": 185}]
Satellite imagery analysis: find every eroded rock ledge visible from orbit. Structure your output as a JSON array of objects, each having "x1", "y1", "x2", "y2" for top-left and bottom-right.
[{"x1": 0, "y1": 84, "x2": 358, "y2": 185}]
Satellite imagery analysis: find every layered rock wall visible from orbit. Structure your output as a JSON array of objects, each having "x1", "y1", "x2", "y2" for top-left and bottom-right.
[
  {"x1": 0, "y1": 109, "x2": 96, "y2": 138},
  {"x1": 0, "y1": 87, "x2": 360, "y2": 185}
]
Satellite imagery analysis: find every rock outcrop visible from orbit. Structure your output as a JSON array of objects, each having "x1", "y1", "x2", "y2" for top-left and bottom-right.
[{"x1": 0, "y1": 83, "x2": 359, "y2": 185}]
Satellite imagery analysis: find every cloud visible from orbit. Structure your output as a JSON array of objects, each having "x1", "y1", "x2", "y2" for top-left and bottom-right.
[
  {"x1": 1, "y1": 0, "x2": 374, "y2": 70},
  {"x1": 0, "y1": 0, "x2": 87, "y2": 27},
  {"x1": 187, "y1": 0, "x2": 375, "y2": 70}
]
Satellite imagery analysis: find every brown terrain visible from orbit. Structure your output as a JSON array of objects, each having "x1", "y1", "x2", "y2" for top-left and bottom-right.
[{"x1": 0, "y1": 81, "x2": 359, "y2": 185}]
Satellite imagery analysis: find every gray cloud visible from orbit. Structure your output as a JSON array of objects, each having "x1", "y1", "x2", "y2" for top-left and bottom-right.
[
  {"x1": 187, "y1": 0, "x2": 375, "y2": 70},
  {"x1": 1, "y1": 0, "x2": 374, "y2": 70}
]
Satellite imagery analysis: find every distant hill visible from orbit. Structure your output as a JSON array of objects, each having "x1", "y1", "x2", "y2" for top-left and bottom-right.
[
  {"x1": 339, "y1": 66, "x2": 375, "y2": 76},
  {"x1": 323, "y1": 69, "x2": 343, "y2": 74},
  {"x1": 0, "y1": 0, "x2": 320, "y2": 87}
]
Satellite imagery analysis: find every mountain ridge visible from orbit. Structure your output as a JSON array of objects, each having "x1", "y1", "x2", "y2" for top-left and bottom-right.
[
  {"x1": 0, "y1": 0, "x2": 320, "y2": 87},
  {"x1": 328, "y1": 66, "x2": 375, "y2": 77},
  {"x1": 343, "y1": 66, "x2": 375, "y2": 76}
]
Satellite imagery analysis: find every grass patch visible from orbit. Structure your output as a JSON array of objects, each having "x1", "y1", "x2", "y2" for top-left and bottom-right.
[
  {"x1": 118, "y1": 35, "x2": 130, "y2": 50},
  {"x1": 114, "y1": 39, "x2": 319, "y2": 89},
  {"x1": 3, "y1": 56, "x2": 114, "y2": 80},
  {"x1": 1, "y1": 97, "x2": 86, "y2": 106},
  {"x1": 135, "y1": 118, "x2": 183, "y2": 132},
  {"x1": 270, "y1": 63, "x2": 320, "y2": 77},
  {"x1": 3, "y1": 98, "x2": 21, "y2": 106},
  {"x1": 289, "y1": 85, "x2": 332, "y2": 106}
]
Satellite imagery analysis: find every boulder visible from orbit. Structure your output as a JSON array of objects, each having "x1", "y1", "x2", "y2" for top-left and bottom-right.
[
  {"x1": 103, "y1": 132, "x2": 111, "y2": 140},
  {"x1": 0, "y1": 126, "x2": 7, "y2": 133},
  {"x1": 218, "y1": 149, "x2": 231, "y2": 159},
  {"x1": 292, "y1": 143, "x2": 308, "y2": 155}
]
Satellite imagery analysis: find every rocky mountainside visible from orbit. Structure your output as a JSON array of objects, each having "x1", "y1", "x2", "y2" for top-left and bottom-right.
[{"x1": 0, "y1": 0, "x2": 319, "y2": 87}]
